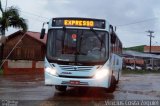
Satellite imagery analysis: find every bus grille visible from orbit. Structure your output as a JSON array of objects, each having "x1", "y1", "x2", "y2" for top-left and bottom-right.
[{"x1": 59, "y1": 65, "x2": 94, "y2": 71}]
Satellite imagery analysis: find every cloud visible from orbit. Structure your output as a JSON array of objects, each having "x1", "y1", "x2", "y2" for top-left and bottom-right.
[
  {"x1": 44, "y1": 0, "x2": 160, "y2": 47},
  {"x1": 4, "y1": 0, "x2": 49, "y2": 34},
  {"x1": 3, "y1": 0, "x2": 160, "y2": 47}
]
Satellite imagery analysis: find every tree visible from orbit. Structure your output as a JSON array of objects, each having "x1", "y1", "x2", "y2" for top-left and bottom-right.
[{"x1": 0, "y1": 0, "x2": 28, "y2": 66}]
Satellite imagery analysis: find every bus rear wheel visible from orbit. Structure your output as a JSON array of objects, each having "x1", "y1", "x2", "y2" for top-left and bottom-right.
[{"x1": 55, "y1": 85, "x2": 67, "y2": 92}]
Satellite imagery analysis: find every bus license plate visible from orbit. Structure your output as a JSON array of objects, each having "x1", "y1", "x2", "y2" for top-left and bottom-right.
[{"x1": 69, "y1": 80, "x2": 80, "y2": 85}]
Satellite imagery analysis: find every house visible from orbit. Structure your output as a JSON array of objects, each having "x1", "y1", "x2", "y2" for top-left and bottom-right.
[
  {"x1": 2, "y1": 30, "x2": 47, "y2": 75},
  {"x1": 123, "y1": 50, "x2": 160, "y2": 69},
  {"x1": 122, "y1": 50, "x2": 145, "y2": 67},
  {"x1": 124, "y1": 58, "x2": 144, "y2": 66},
  {"x1": 144, "y1": 46, "x2": 160, "y2": 54}
]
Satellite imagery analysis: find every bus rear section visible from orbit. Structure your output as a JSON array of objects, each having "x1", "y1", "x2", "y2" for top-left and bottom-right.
[{"x1": 40, "y1": 17, "x2": 122, "y2": 92}]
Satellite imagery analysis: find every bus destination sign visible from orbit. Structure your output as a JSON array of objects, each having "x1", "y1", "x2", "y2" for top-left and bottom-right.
[
  {"x1": 64, "y1": 20, "x2": 94, "y2": 27},
  {"x1": 52, "y1": 18, "x2": 106, "y2": 29}
]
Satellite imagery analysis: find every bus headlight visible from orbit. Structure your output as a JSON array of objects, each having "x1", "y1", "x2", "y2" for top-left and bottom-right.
[
  {"x1": 94, "y1": 68, "x2": 109, "y2": 79},
  {"x1": 45, "y1": 67, "x2": 57, "y2": 76}
]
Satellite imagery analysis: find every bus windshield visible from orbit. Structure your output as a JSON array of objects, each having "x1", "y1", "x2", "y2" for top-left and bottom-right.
[{"x1": 46, "y1": 29, "x2": 109, "y2": 65}]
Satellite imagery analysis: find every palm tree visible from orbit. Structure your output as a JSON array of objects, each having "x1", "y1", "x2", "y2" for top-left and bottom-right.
[{"x1": 0, "y1": 0, "x2": 28, "y2": 66}]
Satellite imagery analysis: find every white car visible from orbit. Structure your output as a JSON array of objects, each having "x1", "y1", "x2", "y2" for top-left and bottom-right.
[
  {"x1": 146, "y1": 65, "x2": 160, "y2": 71},
  {"x1": 136, "y1": 66, "x2": 142, "y2": 70},
  {"x1": 126, "y1": 65, "x2": 134, "y2": 70},
  {"x1": 146, "y1": 65, "x2": 153, "y2": 70},
  {"x1": 126, "y1": 65, "x2": 142, "y2": 70}
]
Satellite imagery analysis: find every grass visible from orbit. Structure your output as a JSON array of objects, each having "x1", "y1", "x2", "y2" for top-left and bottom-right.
[
  {"x1": 0, "y1": 68, "x2": 3, "y2": 75},
  {"x1": 122, "y1": 69, "x2": 160, "y2": 74},
  {"x1": 123, "y1": 45, "x2": 145, "y2": 52}
]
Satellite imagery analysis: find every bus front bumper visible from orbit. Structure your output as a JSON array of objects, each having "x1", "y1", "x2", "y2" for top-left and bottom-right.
[{"x1": 45, "y1": 72, "x2": 110, "y2": 88}]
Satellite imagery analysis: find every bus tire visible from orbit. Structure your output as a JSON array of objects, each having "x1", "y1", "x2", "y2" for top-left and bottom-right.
[
  {"x1": 116, "y1": 72, "x2": 119, "y2": 84},
  {"x1": 55, "y1": 85, "x2": 67, "y2": 92},
  {"x1": 106, "y1": 74, "x2": 116, "y2": 93}
]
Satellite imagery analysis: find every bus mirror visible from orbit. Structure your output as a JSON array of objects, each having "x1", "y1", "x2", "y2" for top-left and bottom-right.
[
  {"x1": 40, "y1": 28, "x2": 45, "y2": 39},
  {"x1": 111, "y1": 33, "x2": 116, "y2": 44}
]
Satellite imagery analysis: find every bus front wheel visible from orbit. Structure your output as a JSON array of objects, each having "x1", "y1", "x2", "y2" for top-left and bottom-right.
[
  {"x1": 116, "y1": 72, "x2": 119, "y2": 84},
  {"x1": 106, "y1": 74, "x2": 116, "y2": 93},
  {"x1": 55, "y1": 85, "x2": 67, "y2": 92}
]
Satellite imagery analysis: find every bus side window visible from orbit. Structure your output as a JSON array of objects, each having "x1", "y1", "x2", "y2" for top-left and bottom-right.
[
  {"x1": 116, "y1": 59, "x2": 119, "y2": 65},
  {"x1": 112, "y1": 55, "x2": 115, "y2": 66}
]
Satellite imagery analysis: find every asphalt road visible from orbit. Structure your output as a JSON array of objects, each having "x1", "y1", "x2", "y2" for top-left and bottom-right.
[{"x1": 0, "y1": 73, "x2": 160, "y2": 106}]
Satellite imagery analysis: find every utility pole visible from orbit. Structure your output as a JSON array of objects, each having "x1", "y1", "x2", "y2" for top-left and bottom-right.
[
  {"x1": 5, "y1": 0, "x2": 8, "y2": 11},
  {"x1": 146, "y1": 30, "x2": 154, "y2": 70},
  {"x1": 146, "y1": 30, "x2": 154, "y2": 53}
]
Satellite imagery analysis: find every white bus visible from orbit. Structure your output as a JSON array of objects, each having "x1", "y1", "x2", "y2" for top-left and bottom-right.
[{"x1": 40, "y1": 17, "x2": 123, "y2": 92}]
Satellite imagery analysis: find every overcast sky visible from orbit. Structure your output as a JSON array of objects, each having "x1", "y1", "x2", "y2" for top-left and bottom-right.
[{"x1": 1, "y1": 0, "x2": 160, "y2": 47}]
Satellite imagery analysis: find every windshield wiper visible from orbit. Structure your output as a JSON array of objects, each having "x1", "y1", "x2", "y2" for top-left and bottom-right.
[
  {"x1": 75, "y1": 30, "x2": 80, "y2": 65},
  {"x1": 76, "y1": 30, "x2": 87, "y2": 55},
  {"x1": 62, "y1": 27, "x2": 66, "y2": 54},
  {"x1": 90, "y1": 28, "x2": 106, "y2": 57}
]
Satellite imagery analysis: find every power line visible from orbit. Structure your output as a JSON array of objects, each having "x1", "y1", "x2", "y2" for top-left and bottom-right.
[
  {"x1": 117, "y1": 17, "x2": 159, "y2": 27},
  {"x1": 117, "y1": 29, "x2": 146, "y2": 34},
  {"x1": 0, "y1": 33, "x2": 26, "y2": 68},
  {"x1": 21, "y1": 13, "x2": 47, "y2": 23},
  {"x1": 19, "y1": 10, "x2": 50, "y2": 20},
  {"x1": 5, "y1": 0, "x2": 7, "y2": 11},
  {"x1": 9, "y1": 0, "x2": 49, "y2": 20},
  {"x1": 4, "y1": 0, "x2": 160, "y2": 28},
  {"x1": 2, "y1": 0, "x2": 49, "y2": 20},
  {"x1": 0, "y1": 6, "x2": 49, "y2": 23},
  {"x1": 0, "y1": 2, "x2": 45, "y2": 67}
]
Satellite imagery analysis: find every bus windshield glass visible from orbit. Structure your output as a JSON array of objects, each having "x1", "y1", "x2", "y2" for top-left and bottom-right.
[{"x1": 47, "y1": 29, "x2": 109, "y2": 64}]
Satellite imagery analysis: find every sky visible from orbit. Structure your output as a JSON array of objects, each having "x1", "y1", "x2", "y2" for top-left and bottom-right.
[{"x1": 1, "y1": 0, "x2": 160, "y2": 47}]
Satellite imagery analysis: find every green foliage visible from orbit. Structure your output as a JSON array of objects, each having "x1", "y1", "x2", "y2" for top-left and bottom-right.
[
  {"x1": 0, "y1": 2, "x2": 28, "y2": 35},
  {"x1": 123, "y1": 45, "x2": 146, "y2": 52}
]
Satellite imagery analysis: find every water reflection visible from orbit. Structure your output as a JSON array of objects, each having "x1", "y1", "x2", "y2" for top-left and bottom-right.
[{"x1": 43, "y1": 87, "x2": 115, "y2": 106}]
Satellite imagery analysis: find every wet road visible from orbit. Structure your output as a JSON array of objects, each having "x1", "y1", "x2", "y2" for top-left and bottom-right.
[{"x1": 0, "y1": 74, "x2": 160, "y2": 106}]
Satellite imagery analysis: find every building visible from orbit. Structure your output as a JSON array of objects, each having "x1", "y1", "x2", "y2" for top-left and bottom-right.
[
  {"x1": 124, "y1": 58, "x2": 144, "y2": 66},
  {"x1": 2, "y1": 30, "x2": 47, "y2": 75},
  {"x1": 144, "y1": 46, "x2": 160, "y2": 54},
  {"x1": 123, "y1": 50, "x2": 160, "y2": 69}
]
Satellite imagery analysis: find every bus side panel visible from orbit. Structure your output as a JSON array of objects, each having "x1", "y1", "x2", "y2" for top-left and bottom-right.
[{"x1": 110, "y1": 53, "x2": 122, "y2": 81}]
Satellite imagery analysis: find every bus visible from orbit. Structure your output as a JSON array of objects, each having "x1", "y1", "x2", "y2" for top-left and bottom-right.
[{"x1": 40, "y1": 17, "x2": 123, "y2": 92}]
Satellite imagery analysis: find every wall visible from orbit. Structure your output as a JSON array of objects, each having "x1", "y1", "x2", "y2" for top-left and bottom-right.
[
  {"x1": 3, "y1": 60, "x2": 44, "y2": 75},
  {"x1": 3, "y1": 35, "x2": 45, "y2": 60},
  {"x1": 124, "y1": 58, "x2": 144, "y2": 65}
]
